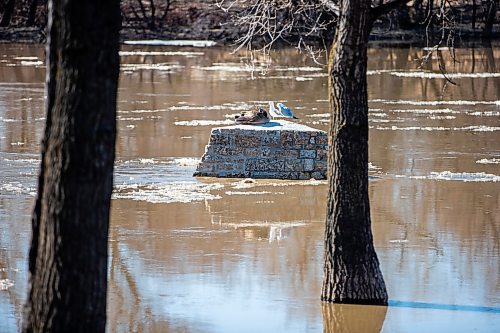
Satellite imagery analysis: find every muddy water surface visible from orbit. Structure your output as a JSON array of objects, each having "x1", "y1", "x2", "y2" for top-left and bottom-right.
[{"x1": 0, "y1": 43, "x2": 499, "y2": 332}]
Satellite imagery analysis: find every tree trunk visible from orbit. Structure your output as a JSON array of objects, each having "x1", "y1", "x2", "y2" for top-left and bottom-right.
[
  {"x1": 22, "y1": 0, "x2": 120, "y2": 332},
  {"x1": 0, "y1": 0, "x2": 16, "y2": 27},
  {"x1": 482, "y1": 0, "x2": 498, "y2": 40},
  {"x1": 322, "y1": 0, "x2": 388, "y2": 305},
  {"x1": 26, "y1": 0, "x2": 38, "y2": 26}
]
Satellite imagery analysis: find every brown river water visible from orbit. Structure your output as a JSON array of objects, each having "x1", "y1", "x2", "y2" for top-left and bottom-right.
[{"x1": 0, "y1": 43, "x2": 499, "y2": 332}]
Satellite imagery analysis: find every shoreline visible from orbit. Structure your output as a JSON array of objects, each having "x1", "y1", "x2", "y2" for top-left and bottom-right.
[{"x1": 1, "y1": 26, "x2": 499, "y2": 48}]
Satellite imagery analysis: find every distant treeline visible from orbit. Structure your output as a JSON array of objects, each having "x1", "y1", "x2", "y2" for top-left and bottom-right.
[{"x1": 1, "y1": 0, "x2": 498, "y2": 42}]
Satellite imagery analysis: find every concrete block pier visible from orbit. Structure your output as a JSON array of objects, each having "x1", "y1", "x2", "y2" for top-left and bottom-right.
[{"x1": 193, "y1": 120, "x2": 328, "y2": 180}]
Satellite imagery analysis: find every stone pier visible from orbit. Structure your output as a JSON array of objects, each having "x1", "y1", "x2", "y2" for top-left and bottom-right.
[{"x1": 193, "y1": 120, "x2": 328, "y2": 180}]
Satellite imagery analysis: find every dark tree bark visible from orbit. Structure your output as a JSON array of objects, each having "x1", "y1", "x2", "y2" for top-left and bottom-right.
[
  {"x1": 0, "y1": 0, "x2": 16, "y2": 27},
  {"x1": 22, "y1": 0, "x2": 120, "y2": 332},
  {"x1": 26, "y1": 0, "x2": 39, "y2": 26},
  {"x1": 483, "y1": 0, "x2": 498, "y2": 40},
  {"x1": 322, "y1": 0, "x2": 388, "y2": 305}
]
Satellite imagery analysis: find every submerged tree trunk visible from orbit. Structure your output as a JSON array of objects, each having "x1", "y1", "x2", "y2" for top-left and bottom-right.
[
  {"x1": 322, "y1": 0, "x2": 388, "y2": 305},
  {"x1": 22, "y1": 0, "x2": 120, "y2": 332}
]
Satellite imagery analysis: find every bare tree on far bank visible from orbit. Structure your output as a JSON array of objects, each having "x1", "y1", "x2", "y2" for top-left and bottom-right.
[
  {"x1": 0, "y1": 1, "x2": 496, "y2": 43},
  {"x1": 22, "y1": 0, "x2": 120, "y2": 331},
  {"x1": 121, "y1": 0, "x2": 178, "y2": 31}
]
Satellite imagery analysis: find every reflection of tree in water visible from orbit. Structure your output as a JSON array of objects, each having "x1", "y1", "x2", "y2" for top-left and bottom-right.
[
  {"x1": 108, "y1": 226, "x2": 198, "y2": 333},
  {"x1": 322, "y1": 303, "x2": 387, "y2": 333}
]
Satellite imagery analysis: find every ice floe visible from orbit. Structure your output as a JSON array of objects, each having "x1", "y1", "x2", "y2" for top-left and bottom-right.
[
  {"x1": 119, "y1": 51, "x2": 204, "y2": 57},
  {"x1": 112, "y1": 157, "x2": 221, "y2": 203},
  {"x1": 403, "y1": 171, "x2": 500, "y2": 182},
  {"x1": 466, "y1": 111, "x2": 500, "y2": 117},
  {"x1": 295, "y1": 77, "x2": 314, "y2": 81},
  {"x1": 389, "y1": 108, "x2": 459, "y2": 114},
  {"x1": 113, "y1": 182, "x2": 223, "y2": 203},
  {"x1": 274, "y1": 66, "x2": 323, "y2": 72},
  {"x1": 0, "y1": 279, "x2": 14, "y2": 290},
  {"x1": 123, "y1": 40, "x2": 217, "y2": 47},
  {"x1": 20, "y1": 60, "x2": 44, "y2": 67},
  {"x1": 428, "y1": 115, "x2": 456, "y2": 120},
  {"x1": 231, "y1": 178, "x2": 326, "y2": 190},
  {"x1": 219, "y1": 220, "x2": 307, "y2": 230},
  {"x1": 388, "y1": 71, "x2": 500, "y2": 79},
  {"x1": 371, "y1": 99, "x2": 500, "y2": 106},
  {"x1": 369, "y1": 162, "x2": 382, "y2": 171},
  {"x1": 120, "y1": 63, "x2": 184, "y2": 71},
  {"x1": 476, "y1": 158, "x2": 500, "y2": 164},
  {"x1": 174, "y1": 158, "x2": 200, "y2": 166},
  {"x1": 0, "y1": 182, "x2": 36, "y2": 196},
  {"x1": 375, "y1": 125, "x2": 500, "y2": 132},
  {"x1": 174, "y1": 119, "x2": 234, "y2": 126},
  {"x1": 225, "y1": 191, "x2": 281, "y2": 196}
]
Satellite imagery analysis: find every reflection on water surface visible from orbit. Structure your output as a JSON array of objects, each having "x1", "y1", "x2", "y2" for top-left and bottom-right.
[{"x1": 0, "y1": 43, "x2": 499, "y2": 332}]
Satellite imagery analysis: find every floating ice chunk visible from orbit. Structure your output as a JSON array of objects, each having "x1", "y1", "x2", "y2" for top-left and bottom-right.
[
  {"x1": 225, "y1": 191, "x2": 279, "y2": 195},
  {"x1": 120, "y1": 63, "x2": 183, "y2": 71},
  {"x1": 367, "y1": 69, "x2": 394, "y2": 75},
  {"x1": 307, "y1": 113, "x2": 329, "y2": 118},
  {"x1": 0, "y1": 182, "x2": 36, "y2": 196},
  {"x1": 222, "y1": 220, "x2": 307, "y2": 230},
  {"x1": 428, "y1": 115, "x2": 456, "y2": 120},
  {"x1": 466, "y1": 111, "x2": 500, "y2": 117},
  {"x1": 376, "y1": 126, "x2": 449, "y2": 131},
  {"x1": 20, "y1": 60, "x2": 44, "y2": 66},
  {"x1": 476, "y1": 158, "x2": 500, "y2": 164},
  {"x1": 371, "y1": 99, "x2": 499, "y2": 106},
  {"x1": 390, "y1": 108, "x2": 459, "y2": 114},
  {"x1": 174, "y1": 119, "x2": 234, "y2": 126},
  {"x1": 13, "y1": 56, "x2": 39, "y2": 60},
  {"x1": 410, "y1": 171, "x2": 500, "y2": 182},
  {"x1": 0, "y1": 279, "x2": 14, "y2": 290},
  {"x1": 174, "y1": 158, "x2": 200, "y2": 166},
  {"x1": 369, "y1": 162, "x2": 382, "y2": 170},
  {"x1": 376, "y1": 125, "x2": 500, "y2": 132},
  {"x1": 123, "y1": 40, "x2": 217, "y2": 47},
  {"x1": 457, "y1": 125, "x2": 500, "y2": 132},
  {"x1": 112, "y1": 182, "x2": 223, "y2": 203},
  {"x1": 274, "y1": 66, "x2": 323, "y2": 72},
  {"x1": 388, "y1": 71, "x2": 500, "y2": 79},
  {"x1": 119, "y1": 51, "x2": 204, "y2": 57}
]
